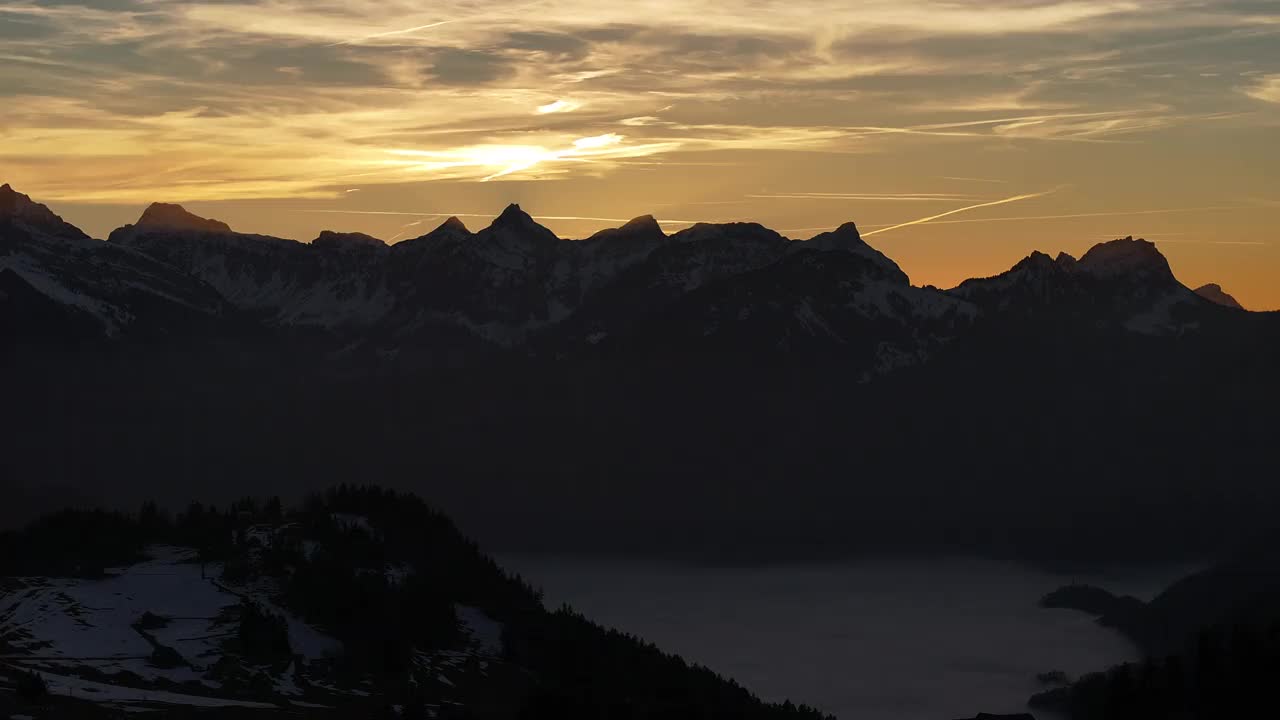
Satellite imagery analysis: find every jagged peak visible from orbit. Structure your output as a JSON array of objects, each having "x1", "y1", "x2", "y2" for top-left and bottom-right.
[
  {"x1": 1011, "y1": 250, "x2": 1057, "y2": 272},
  {"x1": 2, "y1": 183, "x2": 38, "y2": 212},
  {"x1": 834, "y1": 221, "x2": 862, "y2": 238},
  {"x1": 482, "y1": 203, "x2": 559, "y2": 242},
  {"x1": 804, "y1": 222, "x2": 864, "y2": 247},
  {"x1": 137, "y1": 202, "x2": 232, "y2": 233},
  {"x1": 802, "y1": 221, "x2": 908, "y2": 283},
  {"x1": 437, "y1": 216, "x2": 469, "y2": 233},
  {"x1": 1194, "y1": 283, "x2": 1244, "y2": 310},
  {"x1": 620, "y1": 214, "x2": 662, "y2": 233},
  {"x1": 0, "y1": 183, "x2": 90, "y2": 240},
  {"x1": 493, "y1": 203, "x2": 534, "y2": 226},
  {"x1": 1077, "y1": 236, "x2": 1173, "y2": 279}
]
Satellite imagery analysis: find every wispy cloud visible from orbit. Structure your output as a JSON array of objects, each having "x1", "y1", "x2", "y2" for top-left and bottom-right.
[
  {"x1": 2, "y1": 0, "x2": 1277, "y2": 209},
  {"x1": 537, "y1": 99, "x2": 580, "y2": 114},
  {"x1": 1245, "y1": 74, "x2": 1280, "y2": 103}
]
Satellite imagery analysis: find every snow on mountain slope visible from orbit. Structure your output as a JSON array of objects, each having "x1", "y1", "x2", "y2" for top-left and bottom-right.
[
  {"x1": 799, "y1": 221, "x2": 909, "y2": 285},
  {"x1": 611, "y1": 246, "x2": 977, "y2": 376},
  {"x1": 949, "y1": 237, "x2": 1214, "y2": 336},
  {"x1": 0, "y1": 545, "x2": 341, "y2": 712},
  {"x1": 1, "y1": 185, "x2": 229, "y2": 338},
  {"x1": 8, "y1": 183, "x2": 1262, "y2": 362},
  {"x1": 1194, "y1": 283, "x2": 1244, "y2": 310},
  {"x1": 110, "y1": 205, "x2": 396, "y2": 330}
]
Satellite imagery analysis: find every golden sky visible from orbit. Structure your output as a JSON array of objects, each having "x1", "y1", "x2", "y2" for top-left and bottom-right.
[{"x1": 2, "y1": 0, "x2": 1278, "y2": 307}]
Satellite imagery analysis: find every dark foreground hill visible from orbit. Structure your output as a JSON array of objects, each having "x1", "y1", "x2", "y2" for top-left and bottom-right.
[
  {"x1": 0, "y1": 486, "x2": 831, "y2": 719},
  {"x1": 4, "y1": 183, "x2": 1279, "y2": 568},
  {"x1": 1031, "y1": 527, "x2": 1280, "y2": 720}
]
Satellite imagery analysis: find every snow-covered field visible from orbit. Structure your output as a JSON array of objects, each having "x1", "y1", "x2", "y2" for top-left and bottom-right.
[{"x1": 0, "y1": 545, "x2": 339, "y2": 712}]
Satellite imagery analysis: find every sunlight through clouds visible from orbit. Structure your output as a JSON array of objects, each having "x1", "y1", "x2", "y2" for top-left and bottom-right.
[
  {"x1": 537, "y1": 99, "x2": 581, "y2": 114},
  {"x1": 0, "y1": 0, "x2": 1277, "y2": 310},
  {"x1": 382, "y1": 133, "x2": 664, "y2": 182},
  {"x1": 2, "y1": 0, "x2": 1276, "y2": 205}
]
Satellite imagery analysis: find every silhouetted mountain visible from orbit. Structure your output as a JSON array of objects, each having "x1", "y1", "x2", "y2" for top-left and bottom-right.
[
  {"x1": 111, "y1": 205, "x2": 395, "y2": 331},
  {"x1": 1, "y1": 186, "x2": 229, "y2": 339},
  {"x1": 1, "y1": 183, "x2": 90, "y2": 242},
  {"x1": 4, "y1": 184, "x2": 1280, "y2": 569},
  {"x1": 1194, "y1": 283, "x2": 1244, "y2": 310},
  {"x1": 136, "y1": 201, "x2": 232, "y2": 233},
  {"x1": 1033, "y1": 530, "x2": 1280, "y2": 719},
  {"x1": 311, "y1": 229, "x2": 388, "y2": 251},
  {"x1": 0, "y1": 486, "x2": 832, "y2": 718},
  {"x1": 800, "y1": 221, "x2": 908, "y2": 284},
  {"x1": 951, "y1": 237, "x2": 1215, "y2": 335},
  {"x1": 606, "y1": 247, "x2": 972, "y2": 371}
]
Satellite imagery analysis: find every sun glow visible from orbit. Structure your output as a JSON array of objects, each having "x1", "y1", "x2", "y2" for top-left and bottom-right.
[
  {"x1": 2, "y1": 0, "x2": 1278, "y2": 306},
  {"x1": 386, "y1": 133, "x2": 637, "y2": 181}
]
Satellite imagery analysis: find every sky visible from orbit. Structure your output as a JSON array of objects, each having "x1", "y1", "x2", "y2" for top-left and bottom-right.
[{"x1": 2, "y1": 0, "x2": 1278, "y2": 308}]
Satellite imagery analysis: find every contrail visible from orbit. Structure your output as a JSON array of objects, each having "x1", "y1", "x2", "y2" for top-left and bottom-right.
[
  {"x1": 940, "y1": 176, "x2": 1009, "y2": 184},
  {"x1": 863, "y1": 189, "x2": 1058, "y2": 237},
  {"x1": 749, "y1": 193, "x2": 977, "y2": 201},
  {"x1": 330, "y1": 20, "x2": 457, "y2": 46},
  {"x1": 869, "y1": 205, "x2": 1244, "y2": 228}
]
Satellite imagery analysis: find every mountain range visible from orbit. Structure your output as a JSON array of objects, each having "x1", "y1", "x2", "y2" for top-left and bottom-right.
[
  {"x1": 3, "y1": 182, "x2": 1278, "y2": 567},
  {"x1": 2, "y1": 183, "x2": 1256, "y2": 371}
]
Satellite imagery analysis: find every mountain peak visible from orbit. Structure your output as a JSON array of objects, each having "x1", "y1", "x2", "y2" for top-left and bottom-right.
[
  {"x1": 802, "y1": 221, "x2": 907, "y2": 283},
  {"x1": 1194, "y1": 283, "x2": 1244, "y2": 310},
  {"x1": 312, "y1": 230, "x2": 386, "y2": 250},
  {"x1": 805, "y1": 221, "x2": 864, "y2": 248},
  {"x1": 834, "y1": 221, "x2": 861, "y2": 238},
  {"x1": 0, "y1": 183, "x2": 90, "y2": 240},
  {"x1": 482, "y1": 203, "x2": 559, "y2": 243},
  {"x1": 137, "y1": 203, "x2": 232, "y2": 233},
  {"x1": 438, "y1": 216, "x2": 469, "y2": 233},
  {"x1": 621, "y1": 214, "x2": 662, "y2": 233},
  {"x1": 2, "y1": 183, "x2": 35, "y2": 212},
  {"x1": 586, "y1": 215, "x2": 666, "y2": 244},
  {"x1": 1016, "y1": 250, "x2": 1055, "y2": 268},
  {"x1": 494, "y1": 203, "x2": 534, "y2": 226},
  {"x1": 1077, "y1": 237, "x2": 1173, "y2": 280}
]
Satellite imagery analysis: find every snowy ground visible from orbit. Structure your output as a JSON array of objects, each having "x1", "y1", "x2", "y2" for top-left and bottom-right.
[{"x1": 0, "y1": 545, "x2": 340, "y2": 712}]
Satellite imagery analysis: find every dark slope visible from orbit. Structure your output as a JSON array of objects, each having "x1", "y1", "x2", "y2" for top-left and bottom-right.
[
  {"x1": 1194, "y1": 282, "x2": 1244, "y2": 310},
  {"x1": 5, "y1": 184, "x2": 1280, "y2": 569},
  {"x1": 0, "y1": 486, "x2": 832, "y2": 719},
  {"x1": 1032, "y1": 530, "x2": 1280, "y2": 720},
  {"x1": 1, "y1": 185, "x2": 232, "y2": 341}
]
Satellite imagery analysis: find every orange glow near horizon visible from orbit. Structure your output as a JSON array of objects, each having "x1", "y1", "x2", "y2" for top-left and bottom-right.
[{"x1": 1, "y1": 0, "x2": 1277, "y2": 307}]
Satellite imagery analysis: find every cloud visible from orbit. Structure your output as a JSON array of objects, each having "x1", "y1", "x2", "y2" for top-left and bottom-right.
[
  {"x1": 537, "y1": 99, "x2": 580, "y2": 114},
  {"x1": 3, "y1": 0, "x2": 1278, "y2": 205},
  {"x1": 501, "y1": 31, "x2": 591, "y2": 60},
  {"x1": 381, "y1": 132, "x2": 673, "y2": 182},
  {"x1": 427, "y1": 48, "x2": 513, "y2": 85},
  {"x1": 1245, "y1": 74, "x2": 1280, "y2": 103}
]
